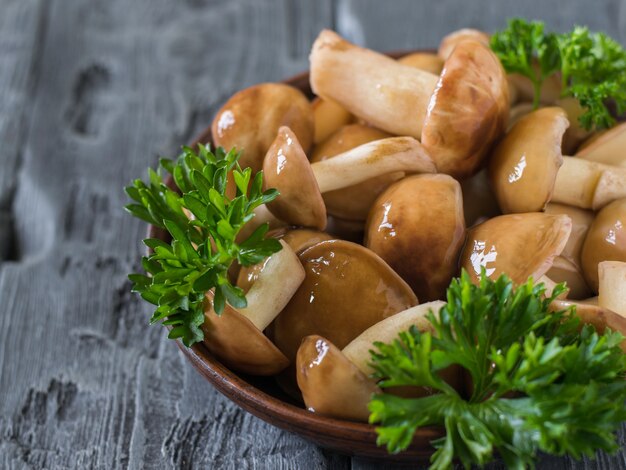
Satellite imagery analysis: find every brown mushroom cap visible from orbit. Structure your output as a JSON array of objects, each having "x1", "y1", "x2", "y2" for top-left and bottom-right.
[
  {"x1": 460, "y1": 213, "x2": 572, "y2": 284},
  {"x1": 312, "y1": 97, "x2": 353, "y2": 144},
  {"x1": 581, "y1": 198, "x2": 626, "y2": 292},
  {"x1": 237, "y1": 228, "x2": 334, "y2": 292},
  {"x1": 296, "y1": 335, "x2": 380, "y2": 421},
  {"x1": 438, "y1": 28, "x2": 490, "y2": 60},
  {"x1": 558, "y1": 97, "x2": 593, "y2": 154},
  {"x1": 212, "y1": 83, "x2": 313, "y2": 173},
  {"x1": 365, "y1": 174, "x2": 466, "y2": 301},
  {"x1": 544, "y1": 203, "x2": 594, "y2": 267},
  {"x1": 263, "y1": 126, "x2": 327, "y2": 230},
  {"x1": 546, "y1": 256, "x2": 592, "y2": 300},
  {"x1": 311, "y1": 124, "x2": 401, "y2": 221},
  {"x1": 201, "y1": 292, "x2": 289, "y2": 376},
  {"x1": 398, "y1": 52, "x2": 444, "y2": 75},
  {"x1": 460, "y1": 169, "x2": 501, "y2": 227},
  {"x1": 576, "y1": 121, "x2": 626, "y2": 167},
  {"x1": 422, "y1": 40, "x2": 509, "y2": 179},
  {"x1": 271, "y1": 239, "x2": 418, "y2": 363},
  {"x1": 489, "y1": 107, "x2": 569, "y2": 213}
]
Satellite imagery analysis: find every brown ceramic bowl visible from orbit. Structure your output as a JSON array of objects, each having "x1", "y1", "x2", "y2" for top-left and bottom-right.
[{"x1": 147, "y1": 51, "x2": 447, "y2": 462}]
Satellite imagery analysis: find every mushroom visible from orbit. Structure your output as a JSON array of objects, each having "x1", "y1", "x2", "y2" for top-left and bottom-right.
[
  {"x1": 311, "y1": 124, "x2": 403, "y2": 221},
  {"x1": 365, "y1": 174, "x2": 466, "y2": 301},
  {"x1": 460, "y1": 169, "x2": 501, "y2": 227},
  {"x1": 508, "y1": 69, "x2": 562, "y2": 105},
  {"x1": 270, "y1": 239, "x2": 418, "y2": 364},
  {"x1": 263, "y1": 126, "x2": 436, "y2": 229},
  {"x1": 580, "y1": 198, "x2": 626, "y2": 292},
  {"x1": 550, "y1": 299, "x2": 626, "y2": 352},
  {"x1": 489, "y1": 107, "x2": 626, "y2": 213},
  {"x1": 311, "y1": 97, "x2": 353, "y2": 144},
  {"x1": 507, "y1": 102, "x2": 534, "y2": 130},
  {"x1": 211, "y1": 83, "x2": 314, "y2": 173},
  {"x1": 237, "y1": 228, "x2": 334, "y2": 293},
  {"x1": 201, "y1": 241, "x2": 304, "y2": 375},
  {"x1": 398, "y1": 52, "x2": 444, "y2": 74},
  {"x1": 557, "y1": 97, "x2": 593, "y2": 154},
  {"x1": 296, "y1": 335, "x2": 380, "y2": 421},
  {"x1": 598, "y1": 261, "x2": 626, "y2": 318},
  {"x1": 310, "y1": 30, "x2": 509, "y2": 178},
  {"x1": 437, "y1": 28, "x2": 490, "y2": 60},
  {"x1": 575, "y1": 121, "x2": 626, "y2": 167},
  {"x1": 460, "y1": 213, "x2": 572, "y2": 284},
  {"x1": 325, "y1": 216, "x2": 366, "y2": 244},
  {"x1": 543, "y1": 203, "x2": 594, "y2": 299}
]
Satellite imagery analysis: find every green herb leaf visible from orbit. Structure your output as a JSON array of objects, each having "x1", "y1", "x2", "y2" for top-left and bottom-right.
[{"x1": 124, "y1": 144, "x2": 283, "y2": 346}]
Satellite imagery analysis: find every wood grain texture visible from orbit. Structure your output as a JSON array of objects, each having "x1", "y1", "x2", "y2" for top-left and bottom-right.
[{"x1": 0, "y1": 0, "x2": 625, "y2": 468}]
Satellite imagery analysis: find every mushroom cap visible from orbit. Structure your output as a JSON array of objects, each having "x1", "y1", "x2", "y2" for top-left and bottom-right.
[
  {"x1": 365, "y1": 174, "x2": 466, "y2": 301},
  {"x1": 270, "y1": 239, "x2": 418, "y2": 363},
  {"x1": 237, "y1": 228, "x2": 334, "y2": 292},
  {"x1": 576, "y1": 121, "x2": 626, "y2": 167},
  {"x1": 460, "y1": 213, "x2": 572, "y2": 284},
  {"x1": 557, "y1": 97, "x2": 593, "y2": 154},
  {"x1": 296, "y1": 335, "x2": 380, "y2": 421},
  {"x1": 546, "y1": 256, "x2": 593, "y2": 300},
  {"x1": 460, "y1": 169, "x2": 501, "y2": 227},
  {"x1": 263, "y1": 126, "x2": 327, "y2": 230},
  {"x1": 581, "y1": 198, "x2": 626, "y2": 292},
  {"x1": 544, "y1": 203, "x2": 594, "y2": 268},
  {"x1": 201, "y1": 293, "x2": 289, "y2": 376},
  {"x1": 311, "y1": 124, "x2": 401, "y2": 221},
  {"x1": 211, "y1": 83, "x2": 313, "y2": 173},
  {"x1": 398, "y1": 52, "x2": 444, "y2": 75},
  {"x1": 421, "y1": 40, "x2": 509, "y2": 179},
  {"x1": 438, "y1": 28, "x2": 490, "y2": 60},
  {"x1": 489, "y1": 107, "x2": 569, "y2": 214},
  {"x1": 312, "y1": 97, "x2": 353, "y2": 144}
]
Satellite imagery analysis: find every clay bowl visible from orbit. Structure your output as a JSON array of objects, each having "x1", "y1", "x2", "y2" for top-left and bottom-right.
[{"x1": 148, "y1": 51, "x2": 444, "y2": 462}]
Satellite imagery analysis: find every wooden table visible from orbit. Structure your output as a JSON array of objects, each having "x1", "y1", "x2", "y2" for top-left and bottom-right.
[{"x1": 2, "y1": 1, "x2": 626, "y2": 468}]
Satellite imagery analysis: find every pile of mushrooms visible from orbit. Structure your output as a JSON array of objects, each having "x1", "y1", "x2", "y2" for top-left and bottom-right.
[{"x1": 199, "y1": 28, "x2": 626, "y2": 422}]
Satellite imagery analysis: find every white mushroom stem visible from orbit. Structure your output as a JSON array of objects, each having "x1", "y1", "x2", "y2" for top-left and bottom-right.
[
  {"x1": 552, "y1": 157, "x2": 626, "y2": 210},
  {"x1": 311, "y1": 136, "x2": 436, "y2": 193},
  {"x1": 342, "y1": 301, "x2": 445, "y2": 376},
  {"x1": 310, "y1": 30, "x2": 439, "y2": 138},
  {"x1": 236, "y1": 240, "x2": 305, "y2": 330},
  {"x1": 598, "y1": 261, "x2": 626, "y2": 318}
]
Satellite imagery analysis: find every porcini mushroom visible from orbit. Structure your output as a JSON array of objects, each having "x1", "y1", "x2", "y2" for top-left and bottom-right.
[
  {"x1": 271, "y1": 239, "x2": 418, "y2": 363},
  {"x1": 460, "y1": 169, "x2": 501, "y2": 227},
  {"x1": 489, "y1": 107, "x2": 626, "y2": 213},
  {"x1": 365, "y1": 174, "x2": 466, "y2": 301},
  {"x1": 310, "y1": 30, "x2": 509, "y2": 178},
  {"x1": 296, "y1": 335, "x2": 380, "y2": 421},
  {"x1": 311, "y1": 97, "x2": 353, "y2": 144},
  {"x1": 398, "y1": 52, "x2": 444, "y2": 75},
  {"x1": 575, "y1": 121, "x2": 626, "y2": 167},
  {"x1": 311, "y1": 124, "x2": 402, "y2": 221},
  {"x1": 263, "y1": 126, "x2": 436, "y2": 229},
  {"x1": 201, "y1": 240, "x2": 304, "y2": 375},
  {"x1": 598, "y1": 261, "x2": 626, "y2": 318},
  {"x1": 580, "y1": 198, "x2": 626, "y2": 292},
  {"x1": 437, "y1": 28, "x2": 490, "y2": 60},
  {"x1": 460, "y1": 213, "x2": 572, "y2": 284},
  {"x1": 211, "y1": 83, "x2": 314, "y2": 173}
]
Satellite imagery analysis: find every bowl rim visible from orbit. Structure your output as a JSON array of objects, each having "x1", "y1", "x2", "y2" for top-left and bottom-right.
[{"x1": 147, "y1": 49, "x2": 446, "y2": 461}]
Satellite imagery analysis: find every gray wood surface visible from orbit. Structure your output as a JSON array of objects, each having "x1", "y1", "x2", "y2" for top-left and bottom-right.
[{"x1": 1, "y1": 0, "x2": 625, "y2": 468}]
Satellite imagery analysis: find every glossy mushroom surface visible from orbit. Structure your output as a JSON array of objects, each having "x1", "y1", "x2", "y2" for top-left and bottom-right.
[
  {"x1": 296, "y1": 335, "x2": 380, "y2": 422},
  {"x1": 460, "y1": 213, "x2": 572, "y2": 284},
  {"x1": 271, "y1": 239, "x2": 418, "y2": 363},
  {"x1": 581, "y1": 198, "x2": 626, "y2": 292},
  {"x1": 263, "y1": 126, "x2": 327, "y2": 230},
  {"x1": 212, "y1": 83, "x2": 313, "y2": 173},
  {"x1": 365, "y1": 174, "x2": 465, "y2": 301},
  {"x1": 489, "y1": 107, "x2": 569, "y2": 213},
  {"x1": 202, "y1": 292, "x2": 290, "y2": 376},
  {"x1": 438, "y1": 28, "x2": 490, "y2": 59},
  {"x1": 311, "y1": 124, "x2": 400, "y2": 221}
]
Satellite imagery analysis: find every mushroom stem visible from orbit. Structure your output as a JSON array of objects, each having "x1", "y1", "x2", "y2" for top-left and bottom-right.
[
  {"x1": 598, "y1": 261, "x2": 626, "y2": 318},
  {"x1": 237, "y1": 240, "x2": 305, "y2": 330},
  {"x1": 310, "y1": 30, "x2": 439, "y2": 138},
  {"x1": 552, "y1": 157, "x2": 626, "y2": 210},
  {"x1": 311, "y1": 137, "x2": 436, "y2": 193}
]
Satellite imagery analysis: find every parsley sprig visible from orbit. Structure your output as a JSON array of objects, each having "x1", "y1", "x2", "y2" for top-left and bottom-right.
[
  {"x1": 491, "y1": 19, "x2": 626, "y2": 129},
  {"x1": 368, "y1": 271, "x2": 626, "y2": 469},
  {"x1": 125, "y1": 145, "x2": 282, "y2": 346}
]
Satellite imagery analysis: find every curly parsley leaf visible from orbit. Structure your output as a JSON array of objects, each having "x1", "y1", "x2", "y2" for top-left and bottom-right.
[
  {"x1": 125, "y1": 145, "x2": 282, "y2": 347},
  {"x1": 368, "y1": 271, "x2": 626, "y2": 469},
  {"x1": 491, "y1": 19, "x2": 626, "y2": 129}
]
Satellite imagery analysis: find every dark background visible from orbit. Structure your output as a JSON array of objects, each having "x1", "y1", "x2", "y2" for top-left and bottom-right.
[{"x1": 1, "y1": 0, "x2": 626, "y2": 468}]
